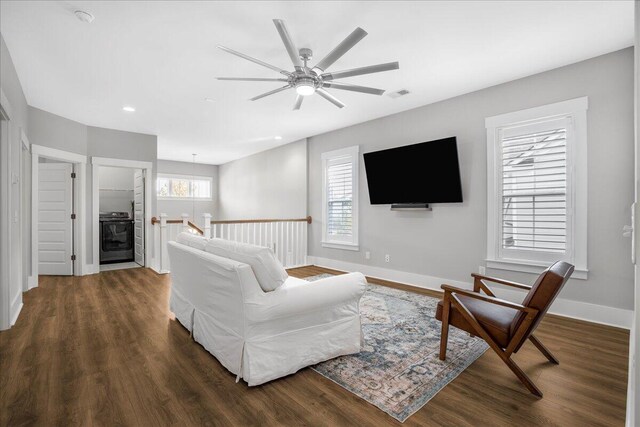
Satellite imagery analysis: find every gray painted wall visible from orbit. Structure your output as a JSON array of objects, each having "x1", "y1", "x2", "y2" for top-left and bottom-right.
[
  {"x1": 26, "y1": 107, "x2": 158, "y2": 267},
  {"x1": 308, "y1": 48, "x2": 635, "y2": 311},
  {"x1": 217, "y1": 139, "x2": 307, "y2": 220},
  {"x1": 157, "y1": 159, "x2": 218, "y2": 228},
  {"x1": 1, "y1": 33, "x2": 29, "y2": 327}
]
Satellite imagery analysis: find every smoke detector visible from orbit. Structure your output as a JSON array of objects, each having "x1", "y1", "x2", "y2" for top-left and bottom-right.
[{"x1": 74, "y1": 10, "x2": 95, "y2": 24}]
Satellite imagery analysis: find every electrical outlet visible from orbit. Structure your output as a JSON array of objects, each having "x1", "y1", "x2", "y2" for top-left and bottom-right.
[
  {"x1": 385, "y1": 254, "x2": 390, "y2": 263},
  {"x1": 365, "y1": 251, "x2": 371, "y2": 260},
  {"x1": 479, "y1": 266, "x2": 486, "y2": 275}
]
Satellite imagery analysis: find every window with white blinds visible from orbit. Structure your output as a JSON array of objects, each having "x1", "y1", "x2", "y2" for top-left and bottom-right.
[
  {"x1": 486, "y1": 97, "x2": 588, "y2": 277},
  {"x1": 322, "y1": 146, "x2": 359, "y2": 250},
  {"x1": 501, "y1": 120, "x2": 568, "y2": 254}
]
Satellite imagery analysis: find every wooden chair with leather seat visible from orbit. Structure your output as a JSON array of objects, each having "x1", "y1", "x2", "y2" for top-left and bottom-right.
[{"x1": 435, "y1": 261, "x2": 574, "y2": 397}]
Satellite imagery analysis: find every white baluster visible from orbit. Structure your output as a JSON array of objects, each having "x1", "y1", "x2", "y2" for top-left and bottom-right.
[
  {"x1": 160, "y1": 213, "x2": 169, "y2": 273},
  {"x1": 203, "y1": 213, "x2": 211, "y2": 239}
]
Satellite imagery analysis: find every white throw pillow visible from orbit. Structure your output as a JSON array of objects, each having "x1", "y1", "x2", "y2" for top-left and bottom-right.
[
  {"x1": 204, "y1": 238, "x2": 288, "y2": 292},
  {"x1": 176, "y1": 232, "x2": 209, "y2": 251}
]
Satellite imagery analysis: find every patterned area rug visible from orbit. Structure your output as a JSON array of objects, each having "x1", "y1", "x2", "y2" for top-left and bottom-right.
[{"x1": 305, "y1": 274, "x2": 488, "y2": 423}]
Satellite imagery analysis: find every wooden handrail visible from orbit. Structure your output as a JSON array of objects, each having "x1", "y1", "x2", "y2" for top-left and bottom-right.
[
  {"x1": 188, "y1": 222, "x2": 203, "y2": 235},
  {"x1": 211, "y1": 216, "x2": 312, "y2": 225},
  {"x1": 149, "y1": 217, "x2": 203, "y2": 235},
  {"x1": 151, "y1": 216, "x2": 312, "y2": 225}
]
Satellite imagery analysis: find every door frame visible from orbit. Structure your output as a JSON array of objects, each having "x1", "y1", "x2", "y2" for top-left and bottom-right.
[
  {"x1": 20, "y1": 130, "x2": 35, "y2": 290},
  {"x1": 0, "y1": 90, "x2": 13, "y2": 330},
  {"x1": 31, "y1": 144, "x2": 87, "y2": 279},
  {"x1": 91, "y1": 157, "x2": 153, "y2": 270}
]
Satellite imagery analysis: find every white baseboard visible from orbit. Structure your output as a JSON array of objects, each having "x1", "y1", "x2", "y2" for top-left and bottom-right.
[
  {"x1": 308, "y1": 256, "x2": 633, "y2": 330},
  {"x1": 10, "y1": 294, "x2": 23, "y2": 326},
  {"x1": 27, "y1": 275, "x2": 37, "y2": 290},
  {"x1": 84, "y1": 264, "x2": 100, "y2": 275}
]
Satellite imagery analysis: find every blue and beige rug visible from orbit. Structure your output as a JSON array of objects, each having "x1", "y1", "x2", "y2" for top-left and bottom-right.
[{"x1": 305, "y1": 274, "x2": 488, "y2": 423}]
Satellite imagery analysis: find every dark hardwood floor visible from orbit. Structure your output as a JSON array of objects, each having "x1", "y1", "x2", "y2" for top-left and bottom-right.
[{"x1": 0, "y1": 266, "x2": 629, "y2": 426}]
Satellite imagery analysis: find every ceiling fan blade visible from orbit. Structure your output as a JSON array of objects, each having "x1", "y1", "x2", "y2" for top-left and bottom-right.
[
  {"x1": 316, "y1": 88, "x2": 345, "y2": 108},
  {"x1": 217, "y1": 45, "x2": 291, "y2": 76},
  {"x1": 293, "y1": 94, "x2": 304, "y2": 110},
  {"x1": 216, "y1": 77, "x2": 289, "y2": 82},
  {"x1": 273, "y1": 19, "x2": 303, "y2": 71},
  {"x1": 322, "y1": 62, "x2": 399, "y2": 81},
  {"x1": 322, "y1": 82, "x2": 385, "y2": 96},
  {"x1": 250, "y1": 85, "x2": 292, "y2": 101},
  {"x1": 313, "y1": 27, "x2": 367, "y2": 72}
]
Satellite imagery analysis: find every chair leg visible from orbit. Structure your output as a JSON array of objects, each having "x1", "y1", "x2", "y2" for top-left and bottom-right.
[
  {"x1": 439, "y1": 300, "x2": 451, "y2": 361},
  {"x1": 503, "y1": 357, "x2": 543, "y2": 398},
  {"x1": 529, "y1": 335, "x2": 559, "y2": 364}
]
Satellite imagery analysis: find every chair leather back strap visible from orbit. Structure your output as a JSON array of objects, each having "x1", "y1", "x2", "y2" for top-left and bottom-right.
[{"x1": 510, "y1": 261, "x2": 574, "y2": 352}]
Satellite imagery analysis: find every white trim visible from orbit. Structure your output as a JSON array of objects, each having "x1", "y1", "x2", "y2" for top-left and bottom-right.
[
  {"x1": 20, "y1": 130, "x2": 30, "y2": 151},
  {"x1": 31, "y1": 144, "x2": 87, "y2": 279},
  {"x1": 0, "y1": 105, "x2": 11, "y2": 330},
  {"x1": 19, "y1": 130, "x2": 29, "y2": 291},
  {"x1": 91, "y1": 156, "x2": 153, "y2": 270},
  {"x1": 321, "y1": 241, "x2": 360, "y2": 251},
  {"x1": 307, "y1": 255, "x2": 632, "y2": 330},
  {"x1": 31, "y1": 144, "x2": 87, "y2": 164},
  {"x1": 27, "y1": 275, "x2": 37, "y2": 290},
  {"x1": 486, "y1": 258, "x2": 588, "y2": 280},
  {"x1": 485, "y1": 97, "x2": 588, "y2": 275},
  {"x1": 10, "y1": 299, "x2": 22, "y2": 327},
  {"x1": 321, "y1": 145, "x2": 360, "y2": 250},
  {"x1": 91, "y1": 156, "x2": 152, "y2": 169},
  {"x1": 0, "y1": 89, "x2": 13, "y2": 121},
  {"x1": 485, "y1": 97, "x2": 588, "y2": 129}
]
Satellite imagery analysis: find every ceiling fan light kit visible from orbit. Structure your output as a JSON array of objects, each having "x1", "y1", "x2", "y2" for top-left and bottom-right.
[{"x1": 216, "y1": 19, "x2": 399, "y2": 110}]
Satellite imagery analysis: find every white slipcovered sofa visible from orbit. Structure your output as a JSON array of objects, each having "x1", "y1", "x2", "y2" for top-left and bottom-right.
[{"x1": 167, "y1": 232, "x2": 367, "y2": 386}]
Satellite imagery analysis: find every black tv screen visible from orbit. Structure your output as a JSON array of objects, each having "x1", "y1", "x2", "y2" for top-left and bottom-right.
[{"x1": 363, "y1": 137, "x2": 463, "y2": 204}]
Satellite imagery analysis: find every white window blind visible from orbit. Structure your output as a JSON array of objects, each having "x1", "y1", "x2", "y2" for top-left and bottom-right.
[
  {"x1": 501, "y1": 119, "x2": 568, "y2": 254},
  {"x1": 322, "y1": 146, "x2": 359, "y2": 250},
  {"x1": 327, "y1": 159, "x2": 354, "y2": 238},
  {"x1": 486, "y1": 97, "x2": 588, "y2": 278}
]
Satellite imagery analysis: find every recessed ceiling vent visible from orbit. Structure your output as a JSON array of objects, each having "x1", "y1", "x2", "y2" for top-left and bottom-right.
[
  {"x1": 388, "y1": 89, "x2": 410, "y2": 99},
  {"x1": 74, "y1": 10, "x2": 95, "y2": 23}
]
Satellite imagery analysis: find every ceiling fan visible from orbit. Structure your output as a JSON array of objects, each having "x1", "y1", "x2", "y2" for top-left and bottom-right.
[{"x1": 216, "y1": 19, "x2": 399, "y2": 110}]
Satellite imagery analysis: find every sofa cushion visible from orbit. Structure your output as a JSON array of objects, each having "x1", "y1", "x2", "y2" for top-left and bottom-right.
[
  {"x1": 176, "y1": 232, "x2": 209, "y2": 251},
  {"x1": 204, "y1": 238, "x2": 288, "y2": 292}
]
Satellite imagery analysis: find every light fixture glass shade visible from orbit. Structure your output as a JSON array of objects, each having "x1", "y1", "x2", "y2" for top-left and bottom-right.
[{"x1": 295, "y1": 80, "x2": 316, "y2": 96}]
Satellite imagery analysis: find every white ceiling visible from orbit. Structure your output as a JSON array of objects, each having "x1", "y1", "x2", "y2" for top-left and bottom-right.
[{"x1": 0, "y1": 1, "x2": 634, "y2": 165}]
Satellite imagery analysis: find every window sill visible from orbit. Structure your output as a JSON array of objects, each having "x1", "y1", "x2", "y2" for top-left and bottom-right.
[
  {"x1": 485, "y1": 259, "x2": 588, "y2": 280},
  {"x1": 322, "y1": 241, "x2": 360, "y2": 251},
  {"x1": 157, "y1": 197, "x2": 213, "y2": 201}
]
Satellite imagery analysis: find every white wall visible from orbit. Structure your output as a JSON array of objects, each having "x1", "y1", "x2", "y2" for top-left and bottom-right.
[
  {"x1": 156, "y1": 159, "x2": 218, "y2": 228},
  {"x1": 307, "y1": 48, "x2": 634, "y2": 314},
  {"x1": 217, "y1": 139, "x2": 307, "y2": 220},
  {"x1": 27, "y1": 108, "x2": 158, "y2": 267},
  {"x1": 0, "y1": 33, "x2": 29, "y2": 329},
  {"x1": 99, "y1": 166, "x2": 135, "y2": 214}
]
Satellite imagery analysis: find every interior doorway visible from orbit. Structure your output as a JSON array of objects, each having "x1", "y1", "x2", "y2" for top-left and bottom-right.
[
  {"x1": 91, "y1": 157, "x2": 153, "y2": 273},
  {"x1": 97, "y1": 165, "x2": 144, "y2": 271}
]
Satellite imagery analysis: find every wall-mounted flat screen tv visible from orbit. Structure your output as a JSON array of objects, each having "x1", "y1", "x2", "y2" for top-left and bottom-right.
[{"x1": 363, "y1": 137, "x2": 463, "y2": 204}]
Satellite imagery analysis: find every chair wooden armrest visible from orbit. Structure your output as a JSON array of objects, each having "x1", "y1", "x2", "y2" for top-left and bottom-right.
[
  {"x1": 470, "y1": 273, "x2": 532, "y2": 290},
  {"x1": 441, "y1": 284, "x2": 537, "y2": 314}
]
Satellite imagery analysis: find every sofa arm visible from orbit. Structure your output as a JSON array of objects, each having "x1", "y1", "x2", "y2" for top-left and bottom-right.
[{"x1": 247, "y1": 272, "x2": 367, "y2": 322}]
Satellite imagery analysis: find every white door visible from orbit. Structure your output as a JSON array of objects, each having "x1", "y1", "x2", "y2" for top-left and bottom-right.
[
  {"x1": 38, "y1": 163, "x2": 73, "y2": 275},
  {"x1": 134, "y1": 170, "x2": 144, "y2": 266}
]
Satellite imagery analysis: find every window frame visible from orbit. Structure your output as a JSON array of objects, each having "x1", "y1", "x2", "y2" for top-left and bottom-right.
[
  {"x1": 321, "y1": 145, "x2": 359, "y2": 251},
  {"x1": 485, "y1": 97, "x2": 588, "y2": 279},
  {"x1": 156, "y1": 173, "x2": 213, "y2": 201}
]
